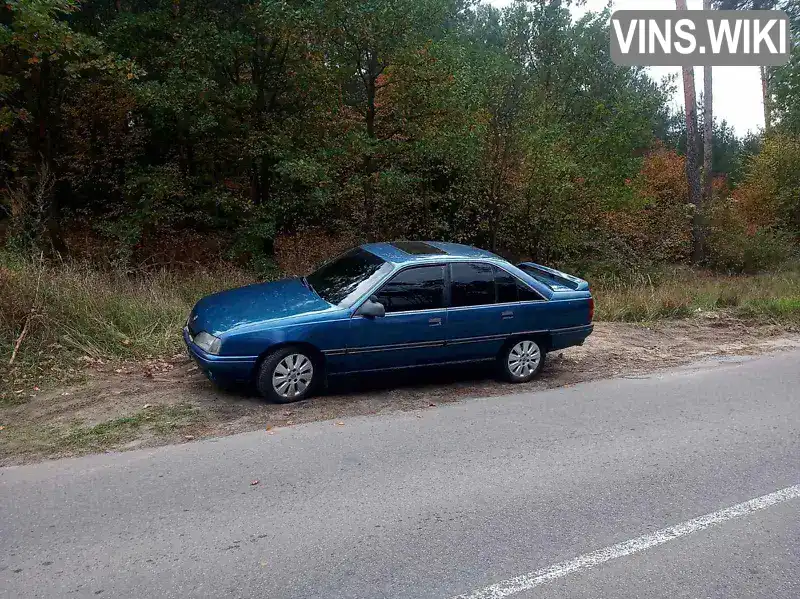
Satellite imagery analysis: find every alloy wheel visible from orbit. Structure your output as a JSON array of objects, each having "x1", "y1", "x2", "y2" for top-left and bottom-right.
[
  {"x1": 507, "y1": 340, "x2": 541, "y2": 377},
  {"x1": 272, "y1": 353, "x2": 314, "y2": 399}
]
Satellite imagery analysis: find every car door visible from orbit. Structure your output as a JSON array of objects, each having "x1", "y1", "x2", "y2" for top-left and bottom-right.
[
  {"x1": 504, "y1": 268, "x2": 550, "y2": 334},
  {"x1": 446, "y1": 263, "x2": 545, "y2": 361},
  {"x1": 344, "y1": 265, "x2": 448, "y2": 372}
]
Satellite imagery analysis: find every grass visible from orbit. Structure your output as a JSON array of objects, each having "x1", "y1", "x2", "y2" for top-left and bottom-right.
[
  {"x1": 1, "y1": 252, "x2": 254, "y2": 400},
  {"x1": 3, "y1": 253, "x2": 800, "y2": 400},
  {"x1": 0, "y1": 403, "x2": 204, "y2": 461},
  {"x1": 593, "y1": 266, "x2": 800, "y2": 324},
  {"x1": 1, "y1": 255, "x2": 799, "y2": 464},
  {"x1": 62, "y1": 404, "x2": 203, "y2": 450}
]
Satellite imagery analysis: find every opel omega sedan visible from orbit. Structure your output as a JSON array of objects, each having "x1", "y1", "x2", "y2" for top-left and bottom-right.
[{"x1": 184, "y1": 241, "x2": 594, "y2": 403}]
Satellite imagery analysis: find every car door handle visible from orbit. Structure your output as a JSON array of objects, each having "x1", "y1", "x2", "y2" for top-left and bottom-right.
[
  {"x1": 428, "y1": 317, "x2": 442, "y2": 326},
  {"x1": 501, "y1": 310, "x2": 514, "y2": 319}
]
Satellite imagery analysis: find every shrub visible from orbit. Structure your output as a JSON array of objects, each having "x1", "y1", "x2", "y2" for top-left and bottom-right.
[
  {"x1": 734, "y1": 133, "x2": 800, "y2": 237},
  {"x1": 603, "y1": 149, "x2": 692, "y2": 265},
  {"x1": 273, "y1": 228, "x2": 360, "y2": 276},
  {"x1": 706, "y1": 199, "x2": 796, "y2": 274}
]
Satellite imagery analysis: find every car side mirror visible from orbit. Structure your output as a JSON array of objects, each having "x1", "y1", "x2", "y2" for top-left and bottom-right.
[{"x1": 357, "y1": 297, "x2": 385, "y2": 318}]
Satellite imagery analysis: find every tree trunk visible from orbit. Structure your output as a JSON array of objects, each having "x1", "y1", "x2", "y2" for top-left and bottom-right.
[
  {"x1": 31, "y1": 58, "x2": 66, "y2": 256},
  {"x1": 676, "y1": 0, "x2": 703, "y2": 264},
  {"x1": 761, "y1": 66, "x2": 772, "y2": 132},
  {"x1": 702, "y1": 0, "x2": 714, "y2": 211},
  {"x1": 250, "y1": 164, "x2": 261, "y2": 205},
  {"x1": 365, "y1": 52, "x2": 377, "y2": 140},
  {"x1": 361, "y1": 51, "x2": 379, "y2": 239}
]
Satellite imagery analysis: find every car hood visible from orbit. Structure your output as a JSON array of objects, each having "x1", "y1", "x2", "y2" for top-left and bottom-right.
[{"x1": 189, "y1": 278, "x2": 331, "y2": 336}]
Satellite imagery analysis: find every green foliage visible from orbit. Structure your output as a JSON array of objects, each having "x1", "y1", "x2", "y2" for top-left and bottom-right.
[
  {"x1": 707, "y1": 222, "x2": 795, "y2": 274},
  {"x1": 666, "y1": 112, "x2": 758, "y2": 187},
  {"x1": 0, "y1": 0, "x2": 797, "y2": 273},
  {"x1": 734, "y1": 133, "x2": 800, "y2": 237},
  {"x1": 770, "y1": 0, "x2": 800, "y2": 135}
]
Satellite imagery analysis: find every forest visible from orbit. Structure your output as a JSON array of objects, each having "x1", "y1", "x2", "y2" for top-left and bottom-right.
[
  {"x1": 1, "y1": 0, "x2": 800, "y2": 386},
  {"x1": 1, "y1": 0, "x2": 797, "y2": 272}
]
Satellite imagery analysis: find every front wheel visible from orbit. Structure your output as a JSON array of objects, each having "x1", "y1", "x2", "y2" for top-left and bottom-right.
[
  {"x1": 256, "y1": 347, "x2": 317, "y2": 403},
  {"x1": 498, "y1": 338, "x2": 545, "y2": 383}
]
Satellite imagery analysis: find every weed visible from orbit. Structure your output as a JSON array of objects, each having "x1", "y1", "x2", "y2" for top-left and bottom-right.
[{"x1": 0, "y1": 404, "x2": 204, "y2": 459}]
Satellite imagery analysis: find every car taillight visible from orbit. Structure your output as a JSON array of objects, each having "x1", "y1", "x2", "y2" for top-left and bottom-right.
[{"x1": 588, "y1": 296, "x2": 595, "y2": 321}]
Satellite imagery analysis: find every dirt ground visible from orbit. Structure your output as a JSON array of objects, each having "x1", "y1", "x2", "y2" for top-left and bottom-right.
[{"x1": 2, "y1": 315, "x2": 798, "y2": 465}]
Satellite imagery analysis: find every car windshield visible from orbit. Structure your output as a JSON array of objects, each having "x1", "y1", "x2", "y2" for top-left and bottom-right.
[{"x1": 306, "y1": 248, "x2": 392, "y2": 307}]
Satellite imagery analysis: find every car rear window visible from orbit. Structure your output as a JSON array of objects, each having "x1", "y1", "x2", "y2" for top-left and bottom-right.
[{"x1": 517, "y1": 264, "x2": 578, "y2": 291}]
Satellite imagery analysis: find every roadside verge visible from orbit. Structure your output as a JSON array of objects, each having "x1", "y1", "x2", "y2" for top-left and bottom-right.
[{"x1": 1, "y1": 316, "x2": 798, "y2": 465}]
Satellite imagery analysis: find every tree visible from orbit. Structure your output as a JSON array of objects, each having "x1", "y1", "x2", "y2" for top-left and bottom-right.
[
  {"x1": 0, "y1": 0, "x2": 726, "y2": 272},
  {"x1": 770, "y1": 0, "x2": 800, "y2": 134},
  {"x1": 447, "y1": 1, "x2": 673, "y2": 261},
  {"x1": 703, "y1": 0, "x2": 714, "y2": 209},
  {"x1": 734, "y1": 133, "x2": 800, "y2": 236},
  {"x1": 318, "y1": 0, "x2": 458, "y2": 239},
  {"x1": 676, "y1": 0, "x2": 703, "y2": 263},
  {"x1": 0, "y1": 0, "x2": 135, "y2": 254}
]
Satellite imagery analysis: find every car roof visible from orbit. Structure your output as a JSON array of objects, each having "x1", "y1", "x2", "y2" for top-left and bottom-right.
[{"x1": 361, "y1": 241, "x2": 502, "y2": 265}]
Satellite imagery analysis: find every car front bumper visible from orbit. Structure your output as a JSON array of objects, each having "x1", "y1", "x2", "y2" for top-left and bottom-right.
[{"x1": 183, "y1": 327, "x2": 257, "y2": 383}]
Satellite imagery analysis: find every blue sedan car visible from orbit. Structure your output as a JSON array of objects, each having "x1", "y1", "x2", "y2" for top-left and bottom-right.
[{"x1": 184, "y1": 241, "x2": 594, "y2": 403}]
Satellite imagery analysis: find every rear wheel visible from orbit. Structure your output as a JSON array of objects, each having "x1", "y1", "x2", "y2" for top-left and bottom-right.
[
  {"x1": 256, "y1": 347, "x2": 317, "y2": 403},
  {"x1": 498, "y1": 338, "x2": 545, "y2": 383}
]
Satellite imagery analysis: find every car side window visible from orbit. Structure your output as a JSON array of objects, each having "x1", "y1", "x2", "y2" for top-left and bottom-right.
[
  {"x1": 495, "y1": 266, "x2": 544, "y2": 302},
  {"x1": 375, "y1": 265, "x2": 445, "y2": 313},
  {"x1": 450, "y1": 262, "x2": 495, "y2": 307},
  {"x1": 517, "y1": 281, "x2": 543, "y2": 301},
  {"x1": 494, "y1": 267, "x2": 519, "y2": 303}
]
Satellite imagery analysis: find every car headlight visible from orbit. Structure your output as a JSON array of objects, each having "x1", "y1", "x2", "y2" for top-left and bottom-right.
[{"x1": 193, "y1": 331, "x2": 222, "y2": 355}]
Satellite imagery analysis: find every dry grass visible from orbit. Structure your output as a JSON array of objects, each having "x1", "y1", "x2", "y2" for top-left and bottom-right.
[
  {"x1": 1, "y1": 253, "x2": 254, "y2": 400},
  {"x1": 3, "y1": 254, "x2": 799, "y2": 402},
  {"x1": 594, "y1": 266, "x2": 800, "y2": 324}
]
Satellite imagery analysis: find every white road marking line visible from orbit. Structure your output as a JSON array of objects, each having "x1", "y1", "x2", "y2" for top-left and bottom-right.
[{"x1": 452, "y1": 484, "x2": 800, "y2": 599}]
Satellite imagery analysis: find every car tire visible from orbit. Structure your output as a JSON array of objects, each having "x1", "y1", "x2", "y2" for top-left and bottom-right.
[
  {"x1": 498, "y1": 338, "x2": 546, "y2": 383},
  {"x1": 256, "y1": 346, "x2": 318, "y2": 403}
]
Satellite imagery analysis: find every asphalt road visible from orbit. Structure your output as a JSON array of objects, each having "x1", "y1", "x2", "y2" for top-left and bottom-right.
[{"x1": 2, "y1": 351, "x2": 799, "y2": 599}]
